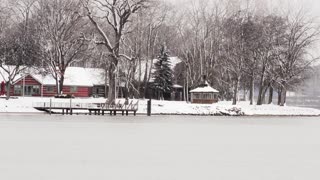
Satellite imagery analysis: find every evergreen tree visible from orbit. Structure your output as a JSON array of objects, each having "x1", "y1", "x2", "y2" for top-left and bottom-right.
[{"x1": 152, "y1": 45, "x2": 173, "y2": 100}]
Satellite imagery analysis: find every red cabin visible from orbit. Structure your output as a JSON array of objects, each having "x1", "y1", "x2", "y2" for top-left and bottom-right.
[{"x1": 10, "y1": 67, "x2": 94, "y2": 97}]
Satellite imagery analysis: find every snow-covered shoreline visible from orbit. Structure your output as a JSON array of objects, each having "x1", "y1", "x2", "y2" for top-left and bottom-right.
[{"x1": 1, "y1": 97, "x2": 320, "y2": 116}]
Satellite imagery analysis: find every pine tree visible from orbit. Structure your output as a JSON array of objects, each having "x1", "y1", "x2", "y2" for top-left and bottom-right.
[{"x1": 152, "y1": 45, "x2": 173, "y2": 100}]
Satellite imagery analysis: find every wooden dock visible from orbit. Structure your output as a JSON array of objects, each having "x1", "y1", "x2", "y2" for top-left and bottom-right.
[{"x1": 33, "y1": 100, "x2": 139, "y2": 116}]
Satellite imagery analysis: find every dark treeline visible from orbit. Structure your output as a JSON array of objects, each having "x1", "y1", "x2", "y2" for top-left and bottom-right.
[{"x1": 0, "y1": 0, "x2": 319, "y2": 105}]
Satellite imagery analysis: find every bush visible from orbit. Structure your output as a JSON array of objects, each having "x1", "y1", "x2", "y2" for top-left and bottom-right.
[{"x1": 54, "y1": 94, "x2": 75, "y2": 99}]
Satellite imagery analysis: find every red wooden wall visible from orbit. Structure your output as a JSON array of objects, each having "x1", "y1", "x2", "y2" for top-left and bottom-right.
[
  {"x1": 41, "y1": 86, "x2": 91, "y2": 97},
  {"x1": 10, "y1": 75, "x2": 92, "y2": 97},
  {"x1": 10, "y1": 75, "x2": 42, "y2": 96}
]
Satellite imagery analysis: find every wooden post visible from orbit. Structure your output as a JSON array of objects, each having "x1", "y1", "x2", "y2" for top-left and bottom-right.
[{"x1": 147, "y1": 99, "x2": 151, "y2": 116}]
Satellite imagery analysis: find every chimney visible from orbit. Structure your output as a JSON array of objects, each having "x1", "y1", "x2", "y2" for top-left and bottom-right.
[
  {"x1": 201, "y1": 75, "x2": 208, "y2": 87},
  {"x1": 202, "y1": 75, "x2": 207, "y2": 83}
]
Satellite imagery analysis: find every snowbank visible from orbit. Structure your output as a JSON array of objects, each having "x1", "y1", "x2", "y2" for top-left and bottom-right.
[
  {"x1": 0, "y1": 97, "x2": 320, "y2": 116},
  {"x1": 137, "y1": 100, "x2": 320, "y2": 116},
  {"x1": 1, "y1": 97, "x2": 320, "y2": 116}
]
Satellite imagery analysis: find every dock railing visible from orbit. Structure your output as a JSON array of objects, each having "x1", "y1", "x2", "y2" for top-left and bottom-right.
[
  {"x1": 33, "y1": 102, "x2": 101, "y2": 109},
  {"x1": 33, "y1": 99, "x2": 139, "y2": 111}
]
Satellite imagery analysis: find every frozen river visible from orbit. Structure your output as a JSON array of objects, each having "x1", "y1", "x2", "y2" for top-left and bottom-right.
[{"x1": 0, "y1": 115, "x2": 320, "y2": 180}]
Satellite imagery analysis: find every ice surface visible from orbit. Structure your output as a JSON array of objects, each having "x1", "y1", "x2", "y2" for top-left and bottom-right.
[{"x1": 0, "y1": 115, "x2": 320, "y2": 180}]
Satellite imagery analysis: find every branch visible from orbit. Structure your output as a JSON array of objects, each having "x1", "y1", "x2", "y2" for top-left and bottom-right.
[
  {"x1": 119, "y1": 53, "x2": 134, "y2": 61},
  {"x1": 84, "y1": 5, "x2": 114, "y2": 52}
]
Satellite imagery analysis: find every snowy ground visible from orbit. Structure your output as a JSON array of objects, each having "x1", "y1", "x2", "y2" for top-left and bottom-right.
[
  {"x1": 0, "y1": 115, "x2": 320, "y2": 180},
  {"x1": 1, "y1": 96, "x2": 320, "y2": 116}
]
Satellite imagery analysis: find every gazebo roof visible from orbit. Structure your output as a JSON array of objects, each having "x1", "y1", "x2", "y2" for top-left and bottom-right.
[{"x1": 190, "y1": 82, "x2": 219, "y2": 93}]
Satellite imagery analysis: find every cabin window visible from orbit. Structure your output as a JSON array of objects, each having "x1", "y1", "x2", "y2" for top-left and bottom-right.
[
  {"x1": 70, "y1": 86, "x2": 78, "y2": 93},
  {"x1": 14, "y1": 85, "x2": 22, "y2": 95},
  {"x1": 32, "y1": 86, "x2": 40, "y2": 94},
  {"x1": 193, "y1": 93, "x2": 201, "y2": 99},
  {"x1": 47, "y1": 86, "x2": 55, "y2": 92},
  {"x1": 202, "y1": 93, "x2": 212, "y2": 99}
]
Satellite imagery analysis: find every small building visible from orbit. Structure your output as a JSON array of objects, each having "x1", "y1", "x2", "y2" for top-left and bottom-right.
[
  {"x1": 10, "y1": 67, "x2": 93, "y2": 97},
  {"x1": 190, "y1": 82, "x2": 219, "y2": 104},
  {"x1": 1, "y1": 66, "x2": 129, "y2": 98},
  {"x1": 171, "y1": 84, "x2": 184, "y2": 101},
  {"x1": 85, "y1": 68, "x2": 108, "y2": 97}
]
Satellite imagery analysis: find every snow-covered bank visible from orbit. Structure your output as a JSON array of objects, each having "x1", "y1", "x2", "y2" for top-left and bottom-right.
[
  {"x1": 1, "y1": 97, "x2": 320, "y2": 116},
  {"x1": 138, "y1": 100, "x2": 320, "y2": 116}
]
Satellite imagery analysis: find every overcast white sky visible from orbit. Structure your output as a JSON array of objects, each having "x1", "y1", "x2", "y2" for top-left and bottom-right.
[
  {"x1": 166, "y1": 0, "x2": 320, "y2": 20},
  {"x1": 283, "y1": 0, "x2": 320, "y2": 17},
  {"x1": 165, "y1": 0, "x2": 320, "y2": 61}
]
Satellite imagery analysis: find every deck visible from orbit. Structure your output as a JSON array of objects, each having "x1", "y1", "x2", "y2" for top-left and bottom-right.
[{"x1": 33, "y1": 100, "x2": 139, "y2": 116}]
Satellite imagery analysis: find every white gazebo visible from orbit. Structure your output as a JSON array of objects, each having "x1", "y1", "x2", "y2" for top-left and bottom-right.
[{"x1": 190, "y1": 82, "x2": 219, "y2": 104}]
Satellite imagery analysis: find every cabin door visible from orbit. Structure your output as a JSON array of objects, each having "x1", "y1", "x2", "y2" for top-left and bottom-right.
[{"x1": 24, "y1": 86, "x2": 33, "y2": 96}]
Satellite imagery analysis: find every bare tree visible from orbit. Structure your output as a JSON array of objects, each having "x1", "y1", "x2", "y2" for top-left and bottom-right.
[
  {"x1": 36, "y1": 0, "x2": 89, "y2": 95},
  {"x1": 117, "y1": 0, "x2": 170, "y2": 98},
  {"x1": 277, "y1": 12, "x2": 320, "y2": 106},
  {"x1": 222, "y1": 12, "x2": 248, "y2": 105},
  {"x1": 83, "y1": 0, "x2": 149, "y2": 103},
  {"x1": 0, "y1": 1, "x2": 40, "y2": 99},
  {"x1": 255, "y1": 15, "x2": 287, "y2": 105}
]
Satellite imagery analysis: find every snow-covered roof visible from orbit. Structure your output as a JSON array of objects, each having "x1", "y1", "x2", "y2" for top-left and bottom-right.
[
  {"x1": 34, "y1": 67, "x2": 93, "y2": 87},
  {"x1": 173, "y1": 84, "x2": 183, "y2": 89},
  {"x1": 84, "y1": 68, "x2": 106, "y2": 86},
  {"x1": 6, "y1": 66, "x2": 126, "y2": 87},
  {"x1": 31, "y1": 67, "x2": 94, "y2": 87},
  {"x1": 190, "y1": 82, "x2": 219, "y2": 93}
]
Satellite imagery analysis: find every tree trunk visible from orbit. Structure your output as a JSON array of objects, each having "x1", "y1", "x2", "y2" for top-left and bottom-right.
[
  {"x1": 143, "y1": 61, "x2": 149, "y2": 99},
  {"x1": 232, "y1": 77, "x2": 240, "y2": 105},
  {"x1": 249, "y1": 74, "x2": 254, "y2": 105},
  {"x1": 59, "y1": 75, "x2": 65, "y2": 95},
  {"x1": 257, "y1": 64, "x2": 266, "y2": 105},
  {"x1": 124, "y1": 84, "x2": 129, "y2": 99},
  {"x1": 277, "y1": 88, "x2": 282, "y2": 105},
  {"x1": 261, "y1": 84, "x2": 269, "y2": 104},
  {"x1": 56, "y1": 78, "x2": 59, "y2": 95},
  {"x1": 280, "y1": 83, "x2": 287, "y2": 106},
  {"x1": 268, "y1": 86, "x2": 273, "y2": 104},
  {"x1": 242, "y1": 81, "x2": 246, "y2": 101},
  {"x1": 104, "y1": 68, "x2": 108, "y2": 98},
  {"x1": 138, "y1": 57, "x2": 142, "y2": 98},
  {"x1": 108, "y1": 59, "x2": 118, "y2": 104},
  {"x1": 5, "y1": 82, "x2": 10, "y2": 100}
]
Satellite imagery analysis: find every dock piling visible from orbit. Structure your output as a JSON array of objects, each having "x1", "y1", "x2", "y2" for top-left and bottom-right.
[{"x1": 147, "y1": 99, "x2": 151, "y2": 116}]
